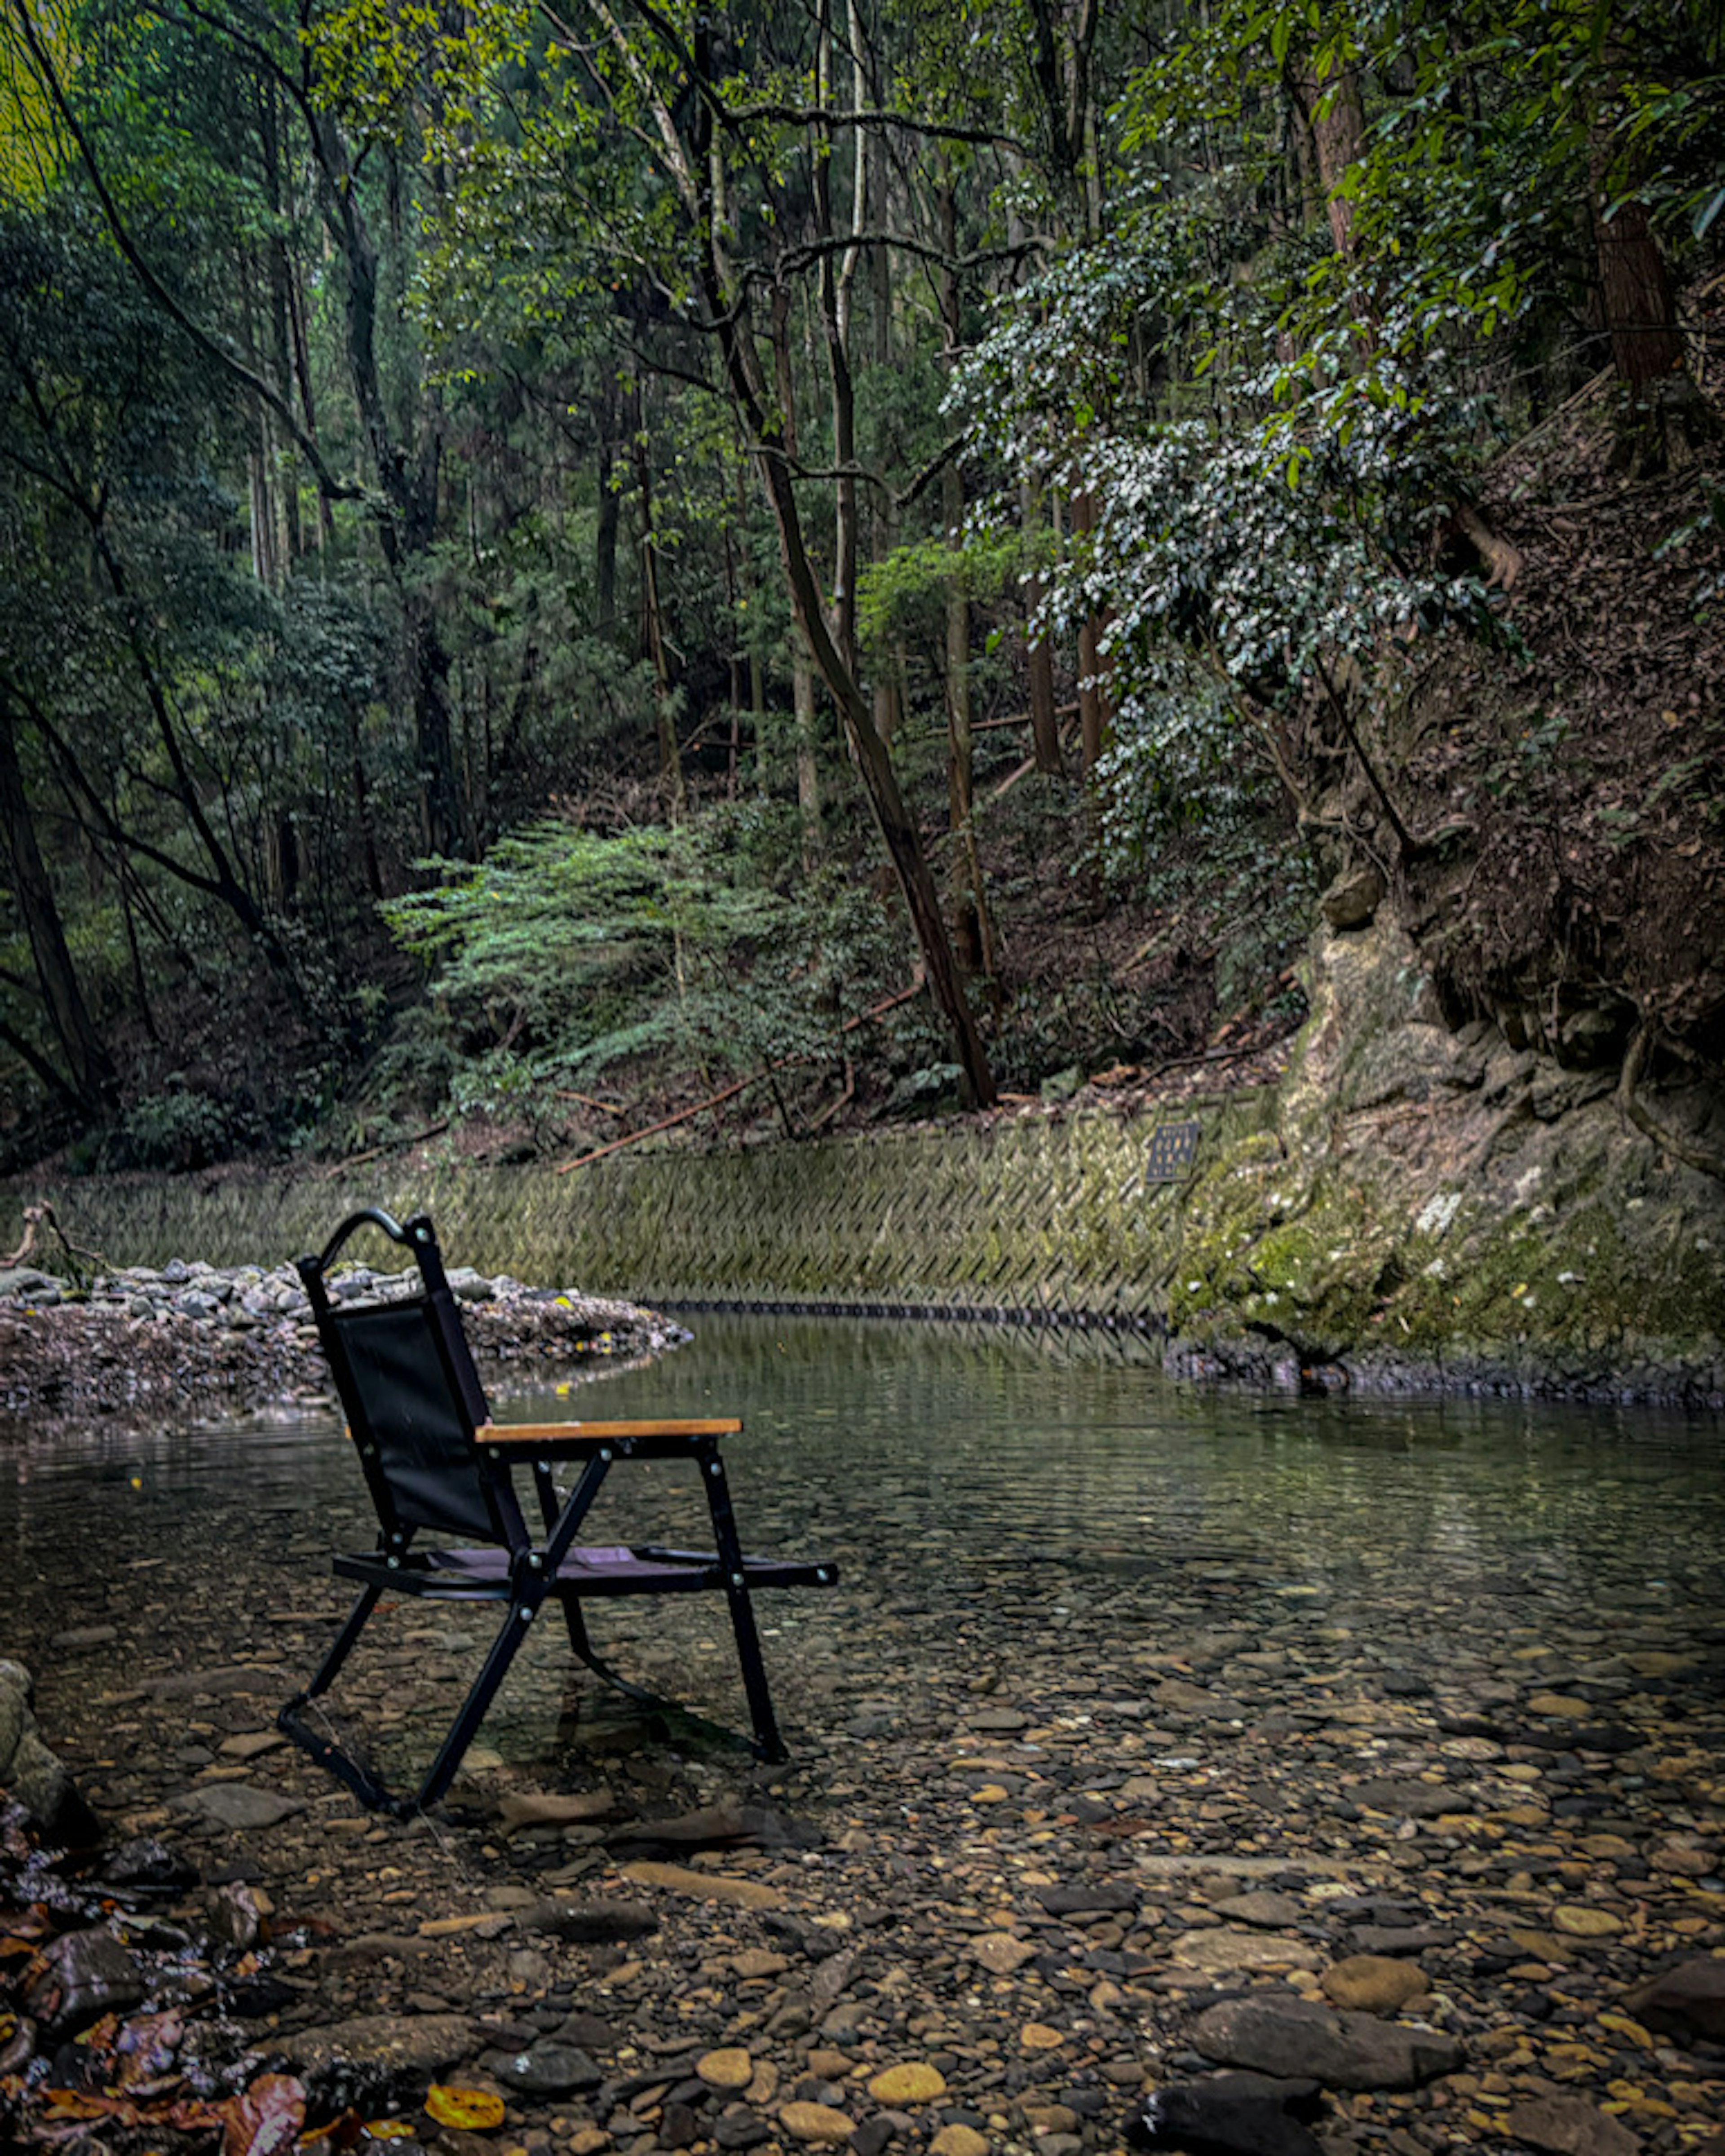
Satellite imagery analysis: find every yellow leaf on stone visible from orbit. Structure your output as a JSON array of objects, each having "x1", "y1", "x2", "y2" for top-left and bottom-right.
[
  {"x1": 425, "y1": 2085, "x2": 507, "y2": 2130},
  {"x1": 365, "y1": 2127, "x2": 417, "y2": 2143},
  {"x1": 868, "y1": 2064, "x2": 947, "y2": 2104}
]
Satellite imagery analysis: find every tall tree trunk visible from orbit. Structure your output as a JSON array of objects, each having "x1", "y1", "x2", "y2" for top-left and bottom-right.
[
  {"x1": 259, "y1": 77, "x2": 301, "y2": 562},
  {"x1": 937, "y1": 182, "x2": 997, "y2": 980},
  {"x1": 0, "y1": 707, "x2": 115, "y2": 1110},
  {"x1": 595, "y1": 382, "x2": 620, "y2": 642},
  {"x1": 1304, "y1": 62, "x2": 1367, "y2": 262},
  {"x1": 814, "y1": 0, "x2": 865, "y2": 676},
  {"x1": 768, "y1": 285, "x2": 824, "y2": 865},
  {"x1": 792, "y1": 631, "x2": 822, "y2": 866},
  {"x1": 675, "y1": 13, "x2": 995, "y2": 1103},
  {"x1": 633, "y1": 408, "x2": 686, "y2": 821},
  {"x1": 869, "y1": 126, "x2": 904, "y2": 746},
  {"x1": 313, "y1": 108, "x2": 464, "y2": 856},
  {"x1": 350, "y1": 714, "x2": 385, "y2": 901},
  {"x1": 1021, "y1": 483, "x2": 1063, "y2": 775},
  {"x1": 1071, "y1": 491, "x2": 1111, "y2": 776},
  {"x1": 1593, "y1": 192, "x2": 1684, "y2": 395}
]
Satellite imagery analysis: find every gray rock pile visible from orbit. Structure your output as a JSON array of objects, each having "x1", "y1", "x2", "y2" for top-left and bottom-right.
[{"x1": 0, "y1": 1259, "x2": 683, "y2": 1416}]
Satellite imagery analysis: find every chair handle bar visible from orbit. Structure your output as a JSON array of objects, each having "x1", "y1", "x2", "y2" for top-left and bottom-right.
[{"x1": 301, "y1": 1207, "x2": 437, "y2": 1281}]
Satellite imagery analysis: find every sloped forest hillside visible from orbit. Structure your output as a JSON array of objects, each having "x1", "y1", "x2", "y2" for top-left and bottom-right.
[{"x1": 0, "y1": 0, "x2": 1720, "y2": 1180}]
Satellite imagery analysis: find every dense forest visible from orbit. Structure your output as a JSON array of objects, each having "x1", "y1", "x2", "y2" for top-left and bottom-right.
[{"x1": 0, "y1": 0, "x2": 1721, "y2": 1177}]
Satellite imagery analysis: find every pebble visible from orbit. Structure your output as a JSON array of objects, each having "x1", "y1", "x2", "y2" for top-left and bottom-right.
[
  {"x1": 867, "y1": 2064, "x2": 947, "y2": 2103},
  {"x1": 778, "y1": 2101, "x2": 855, "y2": 2142},
  {"x1": 697, "y1": 2049, "x2": 755, "y2": 2090},
  {"x1": 1320, "y1": 1955, "x2": 1430, "y2": 2013}
]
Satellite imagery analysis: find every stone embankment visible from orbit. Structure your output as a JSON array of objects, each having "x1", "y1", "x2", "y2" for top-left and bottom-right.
[{"x1": 0, "y1": 1259, "x2": 680, "y2": 1419}]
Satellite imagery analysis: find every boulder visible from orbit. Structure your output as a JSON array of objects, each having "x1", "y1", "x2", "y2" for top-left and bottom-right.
[{"x1": 0, "y1": 1659, "x2": 98, "y2": 1844}]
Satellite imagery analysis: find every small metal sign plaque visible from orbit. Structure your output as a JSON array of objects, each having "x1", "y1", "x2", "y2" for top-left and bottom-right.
[{"x1": 1145, "y1": 1119, "x2": 1201, "y2": 1184}]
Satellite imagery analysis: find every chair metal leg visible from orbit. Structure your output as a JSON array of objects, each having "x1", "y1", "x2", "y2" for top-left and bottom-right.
[
  {"x1": 698, "y1": 1440, "x2": 786, "y2": 1761},
  {"x1": 278, "y1": 1585, "x2": 401, "y2": 1810},
  {"x1": 414, "y1": 1593, "x2": 539, "y2": 1811},
  {"x1": 307, "y1": 1583, "x2": 384, "y2": 1697}
]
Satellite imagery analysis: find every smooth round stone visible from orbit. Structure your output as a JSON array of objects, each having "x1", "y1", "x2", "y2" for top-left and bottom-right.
[
  {"x1": 867, "y1": 2064, "x2": 947, "y2": 2104},
  {"x1": 930, "y1": 2129, "x2": 989, "y2": 2156},
  {"x1": 699, "y1": 2049, "x2": 756, "y2": 2090},
  {"x1": 1019, "y1": 2023, "x2": 1066, "y2": 2051},
  {"x1": 778, "y1": 2103, "x2": 856, "y2": 2143},
  {"x1": 1552, "y1": 1906, "x2": 1623, "y2": 1937},
  {"x1": 1321, "y1": 1955, "x2": 1430, "y2": 2013}
]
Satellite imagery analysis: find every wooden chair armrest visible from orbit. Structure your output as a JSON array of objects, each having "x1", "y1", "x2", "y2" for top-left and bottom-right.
[{"x1": 478, "y1": 1417, "x2": 742, "y2": 1445}]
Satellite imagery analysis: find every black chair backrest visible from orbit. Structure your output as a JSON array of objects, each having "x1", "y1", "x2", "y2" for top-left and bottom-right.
[{"x1": 298, "y1": 1210, "x2": 526, "y2": 1549}]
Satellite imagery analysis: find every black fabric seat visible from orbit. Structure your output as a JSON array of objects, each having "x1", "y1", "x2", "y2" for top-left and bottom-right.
[{"x1": 278, "y1": 1207, "x2": 836, "y2": 1813}]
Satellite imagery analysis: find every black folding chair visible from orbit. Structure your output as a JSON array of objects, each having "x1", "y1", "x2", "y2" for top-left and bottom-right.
[{"x1": 278, "y1": 1208, "x2": 836, "y2": 1814}]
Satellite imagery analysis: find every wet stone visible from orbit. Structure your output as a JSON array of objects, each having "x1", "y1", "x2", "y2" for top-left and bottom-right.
[
  {"x1": 778, "y1": 2100, "x2": 855, "y2": 2143},
  {"x1": 1211, "y1": 1891, "x2": 1307, "y2": 1929},
  {"x1": 1128, "y1": 2074, "x2": 1326, "y2": 2156},
  {"x1": 1620, "y1": 1957, "x2": 1725, "y2": 2041},
  {"x1": 1190, "y1": 1996, "x2": 1464, "y2": 2091},
  {"x1": 25, "y1": 1927, "x2": 147, "y2": 2037},
  {"x1": 173, "y1": 1781, "x2": 305, "y2": 1830},
  {"x1": 483, "y1": 2044, "x2": 605, "y2": 2096},
  {"x1": 714, "y1": 2116, "x2": 773, "y2": 2151},
  {"x1": 1504, "y1": 2094, "x2": 1641, "y2": 2156},
  {"x1": 1320, "y1": 1955, "x2": 1430, "y2": 2014}
]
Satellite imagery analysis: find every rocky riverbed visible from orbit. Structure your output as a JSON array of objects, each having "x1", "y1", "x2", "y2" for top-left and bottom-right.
[
  {"x1": 0, "y1": 1258, "x2": 682, "y2": 1419},
  {"x1": 4, "y1": 1411, "x2": 1724, "y2": 2156}
]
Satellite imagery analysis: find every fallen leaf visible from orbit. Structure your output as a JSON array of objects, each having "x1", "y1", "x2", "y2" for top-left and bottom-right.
[
  {"x1": 425, "y1": 2083, "x2": 507, "y2": 2130},
  {"x1": 219, "y1": 2070, "x2": 305, "y2": 2156}
]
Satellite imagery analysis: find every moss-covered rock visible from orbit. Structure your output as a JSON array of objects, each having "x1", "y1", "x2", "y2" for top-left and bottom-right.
[{"x1": 1163, "y1": 915, "x2": 1725, "y2": 1401}]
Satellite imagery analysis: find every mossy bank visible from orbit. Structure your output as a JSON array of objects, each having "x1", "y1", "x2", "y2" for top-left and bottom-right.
[
  {"x1": 1168, "y1": 915, "x2": 1724, "y2": 1402},
  {"x1": 11, "y1": 916, "x2": 1723, "y2": 1403}
]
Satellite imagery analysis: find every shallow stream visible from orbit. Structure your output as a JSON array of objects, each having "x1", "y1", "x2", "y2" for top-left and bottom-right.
[
  {"x1": 3, "y1": 1315, "x2": 1722, "y2": 1798},
  {"x1": 8, "y1": 1316, "x2": 1725, "y2": 2156}
]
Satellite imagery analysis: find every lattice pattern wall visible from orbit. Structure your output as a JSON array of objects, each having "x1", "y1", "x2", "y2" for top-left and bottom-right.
[{"x1": 27, "y1": 1095, "x2": 1275, "y2": 1321}]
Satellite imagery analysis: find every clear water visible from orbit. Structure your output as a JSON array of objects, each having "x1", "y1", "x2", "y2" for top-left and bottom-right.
[{"x1": 4, "y1": 1315, "x2": 1722, "y2": 1785}]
